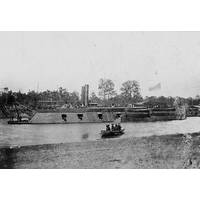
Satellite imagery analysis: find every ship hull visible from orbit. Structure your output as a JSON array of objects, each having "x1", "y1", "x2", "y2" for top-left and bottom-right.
[{"x1": 26, "y1": 107, "x2": 186, "y2": 124}]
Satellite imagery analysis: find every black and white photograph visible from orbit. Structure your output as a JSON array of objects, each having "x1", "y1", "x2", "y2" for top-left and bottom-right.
[
  {"x1": 0, "y1": 31, "x2": 200, "y2": 169},
  {"x1": 2, "y1": 1, "x2": 200, "y2": 200}
]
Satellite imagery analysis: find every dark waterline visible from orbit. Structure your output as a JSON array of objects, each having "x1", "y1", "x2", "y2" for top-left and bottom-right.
[{"x1": 0, "y1": 117, "x2": 200, "y2": 147}]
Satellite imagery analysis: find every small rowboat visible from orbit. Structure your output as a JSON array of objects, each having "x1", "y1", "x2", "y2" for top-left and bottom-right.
[
  {"x1": 8, "y1": 120, "x2": 30, "y2": 124},
  {"x1": 100, "y1": 129, "x2": 125, "y2": 138},
  {"x1": 8, "y1": 118, "x2": 30, "y2": 124}
]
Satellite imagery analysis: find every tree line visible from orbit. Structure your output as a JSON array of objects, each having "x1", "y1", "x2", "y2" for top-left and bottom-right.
[
  {"x1": 0, "y1": 78, "x2": 200, "y2": 109},
  {"x1": 0, "y1": 88, "x2": 80, "y2": 109}
]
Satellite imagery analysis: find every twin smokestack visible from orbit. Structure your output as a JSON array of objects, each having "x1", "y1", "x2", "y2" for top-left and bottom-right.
[{"x1": 81, "y1": 84, "x2": 89, "y2": 107}]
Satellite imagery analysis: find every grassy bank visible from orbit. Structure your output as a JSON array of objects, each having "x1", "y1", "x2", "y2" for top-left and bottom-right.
[{"x1": 1, "y1": 132, "x2": 200, "y2": 169}]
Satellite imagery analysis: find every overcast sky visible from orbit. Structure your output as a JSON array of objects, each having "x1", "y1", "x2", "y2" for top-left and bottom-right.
[{"x1": 0, "y1": 31, "x2": 200, "y2": 97}]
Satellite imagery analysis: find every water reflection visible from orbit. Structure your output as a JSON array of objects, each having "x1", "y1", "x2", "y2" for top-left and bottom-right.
[{"x1": 81, "y1": 133, "x2": 89, "y2": 140}]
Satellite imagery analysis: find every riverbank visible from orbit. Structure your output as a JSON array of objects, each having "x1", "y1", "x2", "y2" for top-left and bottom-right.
[{"x1": 1, "y1": 132, "x2": 200, "y2": 168}]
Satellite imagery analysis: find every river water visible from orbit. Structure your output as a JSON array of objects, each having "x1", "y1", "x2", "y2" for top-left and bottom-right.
[{"x1": 0, "y1": 117, "x2": 200, "y2": 147}]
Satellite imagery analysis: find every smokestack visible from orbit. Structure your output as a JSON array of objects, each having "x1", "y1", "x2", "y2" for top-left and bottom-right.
[
  {"x1": 85, "y1": 84, "x2": 89, "y2": 107},
  {"x1": 81, "y1": 84, "x2": 89, "y2": 107}
]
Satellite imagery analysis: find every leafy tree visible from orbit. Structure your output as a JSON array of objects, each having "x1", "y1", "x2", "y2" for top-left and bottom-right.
[
  {"x1": 144, "y1": 96, "x2": 175, "y2": 108},
  {"x1": 69, "y1": 91, "x2": 80, "y2": 106},
  {"x1": 90, "y1": 92, "x2": 101, "y2": 104},
  {"x1": 26, "y1": 91, "x2": 40, "y2": 108},
  {"x1": 98, "y1": 78, "x2": 116, "y2": 100},
  {"x1": 6, "y1": 91, "x2": 16, "y2": 105},
  {"x1": 120, "y1": 80, "x2": 142, "y2": 104},
  {"x1": 106, "y1": 94, "x2": 127, "y2": 107}
]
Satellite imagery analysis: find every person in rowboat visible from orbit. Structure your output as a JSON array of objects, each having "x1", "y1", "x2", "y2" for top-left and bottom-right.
[
  {"x1": 111, "y1": 124, "x2": 115, "y2": 131},
  {"x1": 106, "y1": 124, "x2": 111, "y2": 131}
]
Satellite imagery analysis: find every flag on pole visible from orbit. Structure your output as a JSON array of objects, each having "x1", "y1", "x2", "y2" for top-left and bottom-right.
[{"x1": 149, "y1": 83, "x2": 161, "y2": 91}]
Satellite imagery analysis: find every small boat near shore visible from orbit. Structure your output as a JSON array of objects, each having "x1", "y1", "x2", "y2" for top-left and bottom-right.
[
  {"x1": 8, "y1": 117, "x2": 30, "y2": 124},
  {"x1": 100, "y1": 129, "x2": 125, "y2": 138},
  {"x1": 8, "y1": 120, "x2": 30, "y2": 124}
]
